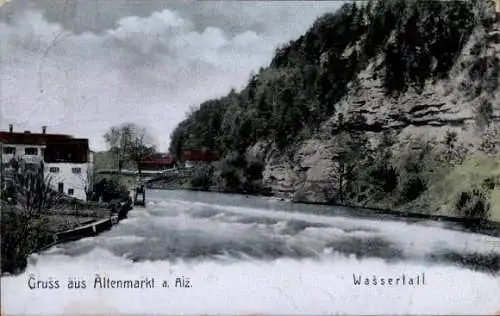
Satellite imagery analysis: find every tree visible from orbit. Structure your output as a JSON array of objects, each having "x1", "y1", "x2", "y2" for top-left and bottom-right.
[
  {"x1": 330, "y1": 113, "x2": 369, "y2": 204},
  {"x1": 103, "y1": 126, "x2": 122, "y2": 171},
  {"x1": 1, "y1": 158, "x2": 64, "y2": 274},
  {"x1": 75, "y1": 167, "x2": 94, "y2": 201},
  {"x1": 479, "y1": 125, "x2": 499, "y2": 155},
  {"x1": 439, "y1": 130, "x2": 468, "y2": 166},
  {"x1": 103, "y1": 123, "x2": 157, "y2": 176}
]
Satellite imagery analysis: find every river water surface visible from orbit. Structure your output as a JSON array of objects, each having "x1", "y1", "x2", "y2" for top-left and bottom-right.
[{"x1": 2, "y1": 190, "x2": 500, "y2": 315}]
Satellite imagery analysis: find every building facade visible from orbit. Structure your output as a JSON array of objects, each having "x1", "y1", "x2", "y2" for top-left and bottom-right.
[
  {"x1": 44, "y1": 138, "x2": 93, "y2": 201},
  {"x1": 138, "y1": 156, "x2": 176, "y2": 171},
  {"x1": 0, "y1": 125, "x2": 93, "y2": 201},
  {"x1": 181, "y1": 149, "x2": 219, "y2": 168}
]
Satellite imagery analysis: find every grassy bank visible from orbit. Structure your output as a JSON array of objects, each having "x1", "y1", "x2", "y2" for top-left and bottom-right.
[{"x1": 428, "y1": 154, "x2": 500, "y2": 222}]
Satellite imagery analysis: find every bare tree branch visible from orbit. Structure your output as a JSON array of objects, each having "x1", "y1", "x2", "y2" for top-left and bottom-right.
[
  {"x1": 103, "y1": 123, "x2": 157, "y2": 175},
  {"x1": 1, "y1": 157, "x2": 66, "y2": 274}
]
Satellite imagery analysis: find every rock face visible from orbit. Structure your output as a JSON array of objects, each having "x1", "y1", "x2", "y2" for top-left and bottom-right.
[
  {"x1": 262, "y1": 19, "x2": 500, "y2": 205},
  {"x1": 169, "y1": 1, "x2": 500, "y2": 220}
]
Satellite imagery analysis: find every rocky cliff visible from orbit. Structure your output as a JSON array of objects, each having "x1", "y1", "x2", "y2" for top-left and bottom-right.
[
  {"x1": 171, "y1": 0, "x2": 500, "y2": 222},
  {"x1": 264, "y1": 10, "x2": 500, "y2": 201}
]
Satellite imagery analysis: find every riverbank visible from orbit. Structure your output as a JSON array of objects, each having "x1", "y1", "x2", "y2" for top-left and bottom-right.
[
  {"x1": 151, "y1": 186, "x2": 500, "y2": 236},
  {"x1": 292, "y1": 199, "x2": 500, "y2": 237},
  {"x1": 36, "y1": 200, "x2": 133, "y2": 249},
  {"x1": 1, "y1": 199, "x2": 133, "y2": 276}
]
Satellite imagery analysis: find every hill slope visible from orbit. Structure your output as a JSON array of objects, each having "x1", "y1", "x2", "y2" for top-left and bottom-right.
[{"x1": 169, "y1": 0, "x2": 500, "y2": 222}]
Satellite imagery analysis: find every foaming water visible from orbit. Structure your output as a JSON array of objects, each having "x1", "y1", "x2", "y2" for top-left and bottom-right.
[{"x1": 2, "y1": 190, "x2": 500, "y2": 315}]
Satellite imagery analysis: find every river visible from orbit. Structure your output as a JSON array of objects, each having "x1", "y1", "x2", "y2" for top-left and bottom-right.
[{"x1": 2, "y1": 190, "x2": 500, "y2": 315}]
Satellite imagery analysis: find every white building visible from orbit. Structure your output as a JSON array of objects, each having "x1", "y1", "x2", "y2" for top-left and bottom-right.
[
  {"x1": 44, "y1": 151, "x2": 94, "y2": 201},
  {"x1": 0, "y1": 125, "x2": 93, "y2": 201}
]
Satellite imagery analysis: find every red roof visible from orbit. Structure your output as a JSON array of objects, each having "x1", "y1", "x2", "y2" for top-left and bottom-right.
[
  {"x1": 182, "y1": 149, "x2": 219, "y2": 162},
  {"x1": 0, "y1": 132, "x2": 73, "y2": 145},
  {"x1": 139, "y1": 157, "x2": 175, "y2": 165}
]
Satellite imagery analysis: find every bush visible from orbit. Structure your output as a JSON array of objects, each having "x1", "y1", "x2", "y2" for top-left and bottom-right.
[
  {"x1": 455, "y1": 188, "x2": 491, "y2": 220},
  {"x1": 429, "y1": 155, "x2": 500, "y2": 221},
  {"x1": 1, "y1": 209, "x2": 52, "y2": 275},
  {"x1": 400, "y1": 175, "x2": 427, "y2": 203},
  {"x1": 92, "y1": 178, "x2": 129, "y2": 203},
  {"x1": 394, "y1": 137, "x2": 443, "y2": 205},
  {"x1": 190, "y1": 166, "x2": 214, "y2": 190},
  {"x1": 220, "y1": 167, "x2": 241, "y2": 192},
  {"x1": 1, "y1": 162, "x2": 61, "y2": 275},
  {"x1": 369, "y1": 165, "x2": 399, "y2": 193}
]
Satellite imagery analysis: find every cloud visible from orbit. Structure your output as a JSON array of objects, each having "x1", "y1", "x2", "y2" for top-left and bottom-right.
[{"x1": 0, "y1": 2, "x2": 344, "y2": 151}]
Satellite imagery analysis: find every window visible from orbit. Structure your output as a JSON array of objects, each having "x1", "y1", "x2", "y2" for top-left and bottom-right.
[
  {"x1": 72, "y1": 167, "x2": 82, "y2": 174},
  {"x1": 58, "y1": 182, "x2": 64, "y2": 193},
  {"x1": 49, "y1": 167, "x2": 60, "y2": 173},
  {"x1": 68, "y1": 189, "x2": 74, "y2": 196},
  {"x1": 25, "y1": 147, "x2": 38, "y2": 155},
  {"x1": 3, "y1": 147, "x2": 15, "y2": 154}
]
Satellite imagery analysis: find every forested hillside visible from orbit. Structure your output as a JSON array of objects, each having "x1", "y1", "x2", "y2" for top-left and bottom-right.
[{"x1": 169, "y1": 0, "x2": 500, "y2": 222}]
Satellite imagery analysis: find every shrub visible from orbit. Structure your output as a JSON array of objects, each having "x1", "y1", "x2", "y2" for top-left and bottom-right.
[
  {"x1": 455, "y1": 188, "x2": 491, "y2": 220},
  {"x1": 394, "y1": 137, "x2": 443, "y2": 205},
  {"x1": 92, "y1": 178, "x2": 129, "y2": 203},
  {"x1": 190, "y1": 166, "x2": 214, "y2": 190},
  {"x1": 370, "y1": 165, "x2": 399, "y2": 193},
  {"x1": 400, "y1": 175, "x2": 427, "y2": 203},
  {"x1": 220, "y1": 167, "x2": 241, "y2": 192},
  {"x1": 477, "y1": 98, "x2": 494, "y2": 128},
  {"x1": 1, "y1": 161, "x2": 62, "y2": 275},
  {"x1": 429, "y1": 155, "x2": 500, "y2": 221}
]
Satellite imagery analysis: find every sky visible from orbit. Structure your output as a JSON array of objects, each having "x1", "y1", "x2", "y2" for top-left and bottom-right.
[{"x1": 0, "y1": 0, "x2": 345, "y2": 152}]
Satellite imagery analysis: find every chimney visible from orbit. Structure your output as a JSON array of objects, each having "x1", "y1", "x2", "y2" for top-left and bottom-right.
[
  {"x1": 8, "y1": 124, "x2": 13, "y2": 133},
  {"x1": 42, "y1": 126, "x2": 47, "y2": 134}
]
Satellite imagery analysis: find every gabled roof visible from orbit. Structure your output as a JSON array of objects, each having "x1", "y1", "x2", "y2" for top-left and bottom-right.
[{"x1": 0, "y1": 132, "x2": 73, "y2": 145}]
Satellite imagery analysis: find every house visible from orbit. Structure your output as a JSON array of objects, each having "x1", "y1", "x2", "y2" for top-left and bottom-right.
[
  {"x1": 0, "y1": 125, "x2": 93, "y2": 201},
  {"x1": 44, "y1": 138, "x2": 94, "y2": 201},
  {"x1": 138, "y1": 156, "x2": 176, "y2": 172},
  {"x1": 181, "y1": 149, "x2": 219, "y2": 168},
  {"x1": 0, "y1": 125, "x2": 72, "y2": 167}
]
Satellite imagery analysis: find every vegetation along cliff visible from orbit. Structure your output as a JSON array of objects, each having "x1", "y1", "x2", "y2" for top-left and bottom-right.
[{"x1": 169, "y1": 0, "x2": 500, "y2": 222}]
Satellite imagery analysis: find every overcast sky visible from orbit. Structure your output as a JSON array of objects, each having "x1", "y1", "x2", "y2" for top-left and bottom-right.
[{"x1": 0, "y1": 0, "x2": 345, "y2": 151}]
